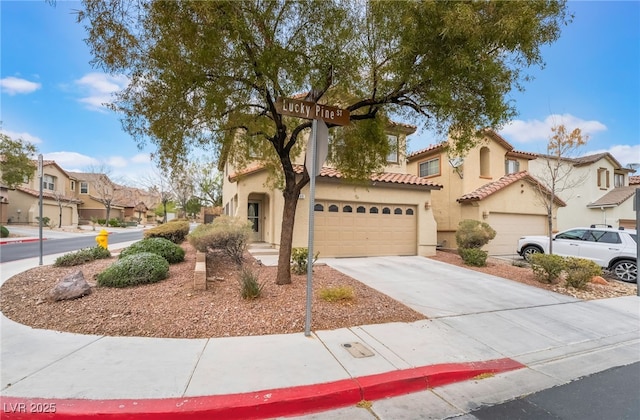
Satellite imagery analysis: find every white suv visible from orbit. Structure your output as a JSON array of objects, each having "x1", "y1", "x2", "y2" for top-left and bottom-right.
[{"x1": 517, "y1": 225, "x2": 637, "y2": 283}]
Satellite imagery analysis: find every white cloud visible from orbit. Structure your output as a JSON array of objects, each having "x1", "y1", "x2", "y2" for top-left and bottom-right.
[
  {"x1": 43, "y1": 151, "x2": 99, "y2": 169},
  {"x1": 74, "y1": 72, "x2": 129, "y2": 112},
  {"x1": 0, "y1": 76, "x2": 41, "y2": 95},
  {"x1": 1, "y1": 129, "x2": 43, "y2": 145},
  {"x1": 131, "y1": 153, "x2": 152, "y2": 164},
  {"x1": 499, "y1": 114, "x2": 607, "y2": 143},
  {"x1": 585, "y1": 144, "x2": 640, "y2": 169}
]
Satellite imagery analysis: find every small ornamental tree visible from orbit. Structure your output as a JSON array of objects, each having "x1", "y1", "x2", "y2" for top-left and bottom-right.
[{"x1": 455, "y1": 219, "x2": 496, "y2": 266}]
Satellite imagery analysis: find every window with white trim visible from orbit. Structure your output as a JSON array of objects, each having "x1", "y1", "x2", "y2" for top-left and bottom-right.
[
  {"x1": 505, "y1": 159, "x2": 520, "y2": 174},
  {"x1": 614, "y1": 173, "x2": 625, "y2": 187},
  {"x1": 386, "y1": 135, "x2": 399, "y2": 163},
  {"x1": 80, "y1": 182, "x2": 89, "y2": 194},
  {"x1": 419, "y1": 157, "x2": 440, "y2": 177},
  {"x1": 43, "y1": 175, "x2": 56, "y2": 191}
]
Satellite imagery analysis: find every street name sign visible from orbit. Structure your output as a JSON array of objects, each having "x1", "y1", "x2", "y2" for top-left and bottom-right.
[{"x1": 275, "y1": 97, "x2": 350, "y2": 126}]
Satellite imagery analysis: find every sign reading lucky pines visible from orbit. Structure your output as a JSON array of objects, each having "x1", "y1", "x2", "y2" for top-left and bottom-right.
[{"x1": 275, "y1": 97, "x2": 350, "y2": 126}]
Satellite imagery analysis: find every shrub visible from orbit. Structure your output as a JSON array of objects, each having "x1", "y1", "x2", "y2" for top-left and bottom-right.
[
  {"x1": 97, "y1": 252, "x2": 169, "y2": 288},
  {"x1": 108, "y1": 218, "x2": 121, "y2": 227},
  {"x1": 529, "y1": 253, "x2": 565, "y2": 284},
  {"x1": 187, "y1": 216, "x2": 251, "y2": 264},
  {"x1": 54, "y1": 246, "x2": 112, "y2": 267},
  {"x1": 458, "y1": 248, "x2": 489, "y2": 266},
  {"x1": 144, "y1": 220, "x2": 190, "y2": 243},
  {"x1": 0, "y1": 225, "x2": 9, "y2": 238},
  {"x1": 564, "y1": 257, "x2": 602, "y2": 289},
  {"x1": 97, "y1": 218, "x2": 107, "y2": 226},
  {"x1": 291, "y1": 247, "x2": 319, "y2": 275},
  {"x1": 36, "y1": 216, "x2": 51, "y2": 228},
  {"x1": 119, "y1": 237, "x2": 185, "y2": 264},
  {"x1": 319, "y1": 286, "x2": 354, "y2": 302},
  {"x1": 238, "y1": 266, "x2": 265, "y2": 299},
  {"x1": 455, "y1": 219, "x2": 496, "y2": 249}
]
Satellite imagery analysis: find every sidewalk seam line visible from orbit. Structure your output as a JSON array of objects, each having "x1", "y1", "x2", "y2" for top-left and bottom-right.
[{"x1": 181, "y1": 338, "x2": 211, "y2": 398}]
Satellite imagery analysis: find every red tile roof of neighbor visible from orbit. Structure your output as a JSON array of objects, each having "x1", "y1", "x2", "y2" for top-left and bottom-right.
[
  {"x1": 15, "y1": 186, "x2": 82, "y2": 203},
  {"x1": 229, "y1": 163, "x2": 442, "y2": 189},
  {"x1": 457, "y1": 171, "x2": 566, "y2": 206},
  {"x1": 630, "y1": 175, "x2": 640, "y2": 185}
]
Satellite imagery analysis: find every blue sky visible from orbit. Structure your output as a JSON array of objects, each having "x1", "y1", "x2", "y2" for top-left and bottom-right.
[{"x1": 1, "y1": 1, "x2": 639, "y2": 185}]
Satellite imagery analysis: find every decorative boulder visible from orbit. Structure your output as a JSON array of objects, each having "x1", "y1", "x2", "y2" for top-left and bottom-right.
[
  {"x1": 49, "y1": 270, "x2": 92, "y2": 301},
  {"x1": 591, "y1": 276, "x2": 608, "y2": 285}
]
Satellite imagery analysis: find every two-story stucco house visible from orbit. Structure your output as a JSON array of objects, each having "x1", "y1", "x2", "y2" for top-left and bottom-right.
[
  {"x1": 3, "y1": 160, "x2": 81, "y2": 227},
  {"x1": 528, "y1": 153, "x2": 637, "y2": 230},
  {"x1": 221, "y1": 123, "x2": 443, "y2": 258},
  {"x1": 406, "y1": 130, "x2": 565, "y2": 255}
]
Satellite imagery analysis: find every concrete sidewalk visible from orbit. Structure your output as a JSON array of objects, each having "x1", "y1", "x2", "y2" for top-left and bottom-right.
[{"x1": 1, "y1": 252, "x2": 638, "y2": 419}]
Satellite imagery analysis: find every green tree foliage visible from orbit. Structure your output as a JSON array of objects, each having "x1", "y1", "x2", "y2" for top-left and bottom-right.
[
  {"x1": 0, "y1": 132, "x2": 38, "y2": 188},
  {"x1": 78, "y1": 0, "x2": 571, "y2": 284}
]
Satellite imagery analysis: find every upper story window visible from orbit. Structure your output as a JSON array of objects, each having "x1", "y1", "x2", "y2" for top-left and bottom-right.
[
  {"x1": 70, "y1": 180, "x2": 75, "y2": 191},
  {"x1": 597, "y1": 168, "x2": 610, "y2": 189},
  {"x1": 43, "y1": 175, "x2": 56, "y2": 191},
  {"x1": 614, "y1": 173, "x2": 625, "y2": 187},
  {"x1": 479, "y1": 147, "x2": 490, "y2": 177},
  {"x1": 80, "y1": 181, "x2": 89, "y2": 194},
  {"x1": 386, "y1": 134, "x2": 399, "y2": 163},
  {"x1": 419, "y1": 157, "x2": 440, "y2": 177},
  {"x1": 505, "y1": 159, "x2": 520, "y2": 175}
]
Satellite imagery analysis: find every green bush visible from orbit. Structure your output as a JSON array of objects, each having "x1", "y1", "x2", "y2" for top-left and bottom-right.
[
  {"x1": 529, "y1": 253, "x2": 565, "y2": 284},
  {"x1": 291, "y1": 247, "x2": 319, "y2": 275},
  {"x1": 97, "y1": 252, "x2": 169, "y2": 288},
  {"x1": 144, "y1": 220, "x2": 190, "y2": 243},
  {"x1": 455, "y1": 219, "x2": 497, "y2": 249},
  {"x1": 108, "y1": 218, "x2": 121, "y2": 227},
  {"x1": 238, "y1": 266, "x2": 265, "y2": 299},
  {"x1": 319, "y1": 286, "x2": 354, "y2": 302},
  {"x1": 458, "y1": 248, "x2": 489, "y2": 266},
  {"x1": 97, "y1": 218, "x2": 107, "y2": 226},
  {"x1": 0, "y1": 225, "x2": 9, "y2": 238},
  {"x1": 564, "y1": 257, "x2": 602, "y2": 289},
  {"x1": 119, "y1": 237, "x2": 185, "y2": 264},
  {"x1": 187, "y1": 216, "x2": 251, "y2": 264},
  {"x1": 54, "y1": 246, "x2": 112, "y2": 267}
]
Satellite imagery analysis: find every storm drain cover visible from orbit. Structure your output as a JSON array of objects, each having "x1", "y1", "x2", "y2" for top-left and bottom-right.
[{"x1": 342, "y1": 342, "x2": 374, "y2": 358}]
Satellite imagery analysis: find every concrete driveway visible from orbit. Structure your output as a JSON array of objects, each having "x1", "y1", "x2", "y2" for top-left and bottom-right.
[{"x1": 324, "y1": 256, "x2": 577, "y2": 318}]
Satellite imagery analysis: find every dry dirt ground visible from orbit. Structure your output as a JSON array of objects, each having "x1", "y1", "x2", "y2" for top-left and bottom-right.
[{"x1": 1, "y1": 244, "x2": 636, "y2": 339}]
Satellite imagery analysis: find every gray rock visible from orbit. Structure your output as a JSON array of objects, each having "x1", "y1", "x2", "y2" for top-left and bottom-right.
[{"x1": 49, "y1": 270, "x2": 92, "y2": 301}]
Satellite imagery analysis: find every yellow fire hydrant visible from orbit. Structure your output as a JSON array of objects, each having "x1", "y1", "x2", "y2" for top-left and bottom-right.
[{"x1": 96, "y1": 229, "x2": 109, "y2": 249}]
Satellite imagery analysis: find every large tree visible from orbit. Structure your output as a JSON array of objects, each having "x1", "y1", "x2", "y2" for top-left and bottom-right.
[
  {"x1": 0, "y1": 132, "x2": 38, "y2": 188},
  {"x1": 78, "y1": 0, "x2": 571, "y2": 284}
]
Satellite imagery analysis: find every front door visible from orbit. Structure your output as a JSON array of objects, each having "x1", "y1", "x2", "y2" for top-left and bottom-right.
[{"x1": 247, "y1": 201, "x2": 261, "y2": 242}]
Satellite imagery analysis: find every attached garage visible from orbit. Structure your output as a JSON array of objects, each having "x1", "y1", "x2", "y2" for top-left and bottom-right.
[
  {"x1": 488, "y1": 213, "x2": 548, "y2": 255},
  {"x1": 313, "y1": 200, "x2": 417, "y2": 257}
]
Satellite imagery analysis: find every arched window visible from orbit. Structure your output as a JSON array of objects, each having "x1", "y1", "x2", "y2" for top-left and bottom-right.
[
  {"x1": 406, "y1": 208, "x2": 414, "y2": 215},
  {"x1": 370, "y1": 207, "x2": 379, "y2": 214},
  {"x1": 329, "y1": 204, "x2": 339, "y2": 212},
  {"x1": 480, "y1": 146, "x2": 490, "y2": 177},
  {"x1": 343, "y1": 205, "x2": 353, "y2": 213},
  {"x1": 357, "y1": 206, "x2": 366, "y2": 213},
  {"x1": 314, "y1": 204, "x2": 324, "y2": 211},
  {"x1": 382, "y1": 207, "x2": 391, "y2": 214},
  {"x1": 394, "y1": 208, "x2": 403, "y2": 215}
]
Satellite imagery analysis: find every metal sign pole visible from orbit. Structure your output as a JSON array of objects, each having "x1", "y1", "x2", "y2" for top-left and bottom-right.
[
  {"x1": 304, "y1": 119, "x2": 318, "y2": 337},
  {"x1": 38, "y1": 154, "x2": 43, "y2": 266}
]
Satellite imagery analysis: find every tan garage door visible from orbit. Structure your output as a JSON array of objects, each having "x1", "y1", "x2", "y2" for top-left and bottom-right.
[
  {"x1": 313, "y1": 201, "x2": 417, "y2": 257},
  {"x1": 488, "y1": 213, "x2": 548, "y2": 255}
]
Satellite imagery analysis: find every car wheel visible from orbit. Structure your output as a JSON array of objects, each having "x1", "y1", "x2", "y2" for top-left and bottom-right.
[
  {"x1": 521, "y1": 245, "x2": 542, "y2": 262},
  {"x1": 610, "y1": 260, "x2": 637, "y2": 283}
]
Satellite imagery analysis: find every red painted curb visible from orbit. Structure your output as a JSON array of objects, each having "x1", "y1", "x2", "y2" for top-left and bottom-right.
[
  {"x1": 0, "y1": 238, "x2": 45, "y2": 245},
  {"x1": 0, "y1": 358, "x2": 524, "y2": 419}
]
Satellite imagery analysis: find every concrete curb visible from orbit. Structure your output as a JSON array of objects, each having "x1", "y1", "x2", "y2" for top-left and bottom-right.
[{"x1": 0, "y1": 358, "x2": 524, "y2": 419}]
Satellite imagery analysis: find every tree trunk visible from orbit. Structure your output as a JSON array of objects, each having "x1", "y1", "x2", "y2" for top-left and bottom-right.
[{"x1": 275, "y1": 188, "x2": 299, "y2": 285}]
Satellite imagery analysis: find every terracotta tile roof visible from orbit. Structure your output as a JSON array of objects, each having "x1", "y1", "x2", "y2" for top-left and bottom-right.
[
  {"x1": 230, "y1": 163, "x2": 442, "y2": 189},
  {"x1": 587, "y1": 186, "x2": 637, "y2": 208},
  {"x1": 457, "y1": 171, "x2": 566, "y2": 206},
  {"x1": 15, "y1": 186, "x2": 82, "y2": 203},
  {"x1": 407, "y1": 142, "x2": 446, "y2": 159},
  {"x1": 630, "y1": 175, "x2": 640, "y2": 185}
]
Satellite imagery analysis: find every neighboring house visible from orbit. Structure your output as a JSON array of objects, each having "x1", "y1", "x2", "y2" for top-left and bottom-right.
[
  {"x1": 66, "y1": 172, "x2": 127, "y2": 223},
  {"x1": 528, "y1": 153, "x2": 637, "y2": 230},
  {"x1": 0, "y1": 183, "x2": 9, "y2": 225},
  {"x1": 3, "y1": 160, "x2": 81, "y2": 227},
  {"x1": 406, "y1": 130, "x2": 565, "y2": 255},
  {"x1": 221, "y1": 123, "x2": 443, "y2": 258}
]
